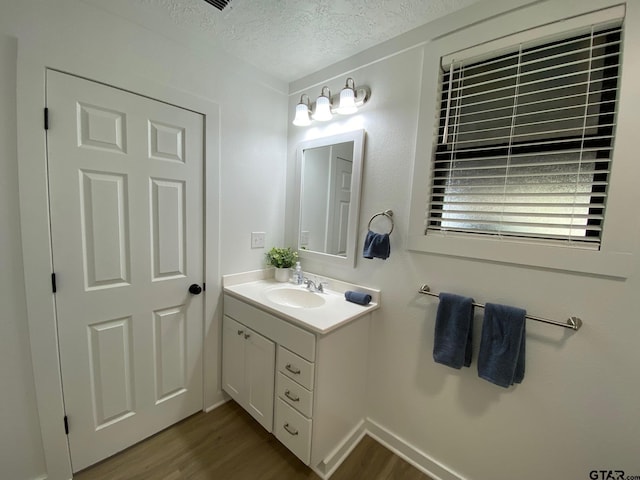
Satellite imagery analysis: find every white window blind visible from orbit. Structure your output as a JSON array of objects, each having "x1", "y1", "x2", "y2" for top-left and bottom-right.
[{"x1": 428, "y1": 19, "x2": 622, "y2": 245}]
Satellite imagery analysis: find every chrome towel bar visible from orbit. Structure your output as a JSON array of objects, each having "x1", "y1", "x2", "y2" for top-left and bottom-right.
[{"x1": 418, "y1": 284, "x2": 582, "y2": 331}]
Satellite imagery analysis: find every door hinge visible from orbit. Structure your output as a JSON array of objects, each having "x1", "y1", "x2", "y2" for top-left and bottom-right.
[
  {"x1": 44, "y1": 108, "x2": 49, "y2": 130},
  {"x1": 51, "y1": 273, "x2": 57, "y2": 293},
  {"x1": 64, "y1": 415, "x2": 69, "y2": 435}
]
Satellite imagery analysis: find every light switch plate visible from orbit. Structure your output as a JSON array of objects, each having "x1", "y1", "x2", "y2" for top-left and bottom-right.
[
  {"x1": 300, "y1": 230, "x2": 310, "y2": 246},
  {"x1": 251, "y1": 232, "x2": 266, "y2": 249}
]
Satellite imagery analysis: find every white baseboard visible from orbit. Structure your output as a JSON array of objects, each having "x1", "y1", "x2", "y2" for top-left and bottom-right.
[
  {"x1": 312, "y1": 420, "x2": 367, "y2": 479},
  {"x1": 364, "y1": 418, "x2": 466, "y2": 480},
  {"x1": 307, "y1": 417, "x2": 466, "y2": 480},
  {"x1": 204, "y1": 397, "x2": 229, "y2": 413}
]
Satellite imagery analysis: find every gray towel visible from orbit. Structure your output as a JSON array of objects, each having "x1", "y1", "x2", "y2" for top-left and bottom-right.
[
  {"x1": 477, "y1": 303, "x2": 526, "y2": 388},
  {"x1": 344, "y1": 290, "x2": 372, "y2": 305},
  {"x1": 363, "y1": 230, "x2": 390, "y2": 259},
  {"x1": 433, "y1": 293, "x2": 474, "y2": 369}
]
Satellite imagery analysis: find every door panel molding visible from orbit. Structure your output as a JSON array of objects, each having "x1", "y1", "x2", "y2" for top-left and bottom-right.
[
  {"x1": 79, "y1": 170, "x2": 131, "y2": 289},
  {"x1": 88, "y1": 316, "x2": 135, "y2": 429}
]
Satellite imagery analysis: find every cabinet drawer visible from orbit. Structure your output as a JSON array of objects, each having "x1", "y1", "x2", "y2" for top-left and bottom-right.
[
  {"x1": 277, "y1": 346, "x2": 314, "y2": 390},
  {"x1": 276, "y1": 372, "x2": 313, "y2": 418},
  {"x1": 274, "y1": 398, "x2": 312, "y2": 465}
]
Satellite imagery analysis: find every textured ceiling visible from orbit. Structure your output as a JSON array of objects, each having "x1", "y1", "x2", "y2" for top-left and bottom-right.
[{"x1": 126, "y1": 0, "x2": 480, "y2": 82}]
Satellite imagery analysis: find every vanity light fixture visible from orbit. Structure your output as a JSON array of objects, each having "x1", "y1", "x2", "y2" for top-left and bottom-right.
[
  {"x1": 336, "y1": 77, "x2": 358, "y2": 115},
  {"x1": 312, "y1": 86, "x2": 333, "y2": 121},
  {"x1": 292, "y1": 77, "x2": 371, "y2": 126},
  {"x1": 292, "y1": 94, "x2": 312, "y2": 126}
]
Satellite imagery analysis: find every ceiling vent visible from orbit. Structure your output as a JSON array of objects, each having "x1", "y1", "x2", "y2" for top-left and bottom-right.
[{"x1": 203, "y1": 0, "x2": 232, "y2": 11}]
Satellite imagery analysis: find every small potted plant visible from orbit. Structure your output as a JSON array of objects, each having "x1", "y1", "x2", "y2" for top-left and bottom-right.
[{"x1": 266, "y1": 247, "x2": 298, "y2": 282}]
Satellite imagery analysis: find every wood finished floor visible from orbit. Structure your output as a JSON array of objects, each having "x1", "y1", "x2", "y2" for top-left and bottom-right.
[{"x1": 74, "y1": 400, "x2": 434, "y2": 480}]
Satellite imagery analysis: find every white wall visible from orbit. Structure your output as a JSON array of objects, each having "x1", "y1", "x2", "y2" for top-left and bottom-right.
[
  {"x1": 0, "y1": 0, "x2": 287, "y2": 478},
  {"x1": 286, "y1": 1, "x2": 640, "y2": 479},
  {"x1": 0, "y1": 33, "x2": 47, "y2": 480}
]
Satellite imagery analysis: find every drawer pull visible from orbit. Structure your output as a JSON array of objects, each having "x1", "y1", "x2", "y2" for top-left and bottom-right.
[
  {"x1": 283, "y1": 423, "x2": 299, "y2": 436},
  {"x1": 237, "y1": 329, "x2": 244, "y2": 336},
  {"x1": 284, "y1": 389, "x2": 300, "y2": 402},
  {"x1": 244, "y1": 333, "x2": 251, "y2": 339},
  {"x1": 285, "y1": 363, "x2": 301, "y2": 375}
]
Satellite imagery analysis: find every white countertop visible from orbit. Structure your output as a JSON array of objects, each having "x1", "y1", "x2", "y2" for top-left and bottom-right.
[{"x1": 223, "y1": 269, "x2": 380, "y2": 335}]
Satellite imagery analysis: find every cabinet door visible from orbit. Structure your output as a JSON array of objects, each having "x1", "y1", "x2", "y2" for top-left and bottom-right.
[
  {"x1": 222, "y1": 316, "x2": 246, "y2": 403},
  {"x1": 244, "y1": 328, "x2": 276, "y2": 432}
]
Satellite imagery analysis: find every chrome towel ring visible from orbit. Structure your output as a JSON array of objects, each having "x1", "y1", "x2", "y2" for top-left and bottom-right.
[{"x1": 367, "y1": 209, "x2": 394, "y2": 235}]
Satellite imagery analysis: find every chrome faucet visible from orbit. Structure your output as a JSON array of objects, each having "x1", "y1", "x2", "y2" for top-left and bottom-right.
[{"x1": 304, "y1": 277, "x2": 328, "y2": 293}]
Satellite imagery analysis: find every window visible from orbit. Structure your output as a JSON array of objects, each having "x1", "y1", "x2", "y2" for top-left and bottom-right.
[{"x1": 428, "y1": 20, "x2": 622, "y2": 247}]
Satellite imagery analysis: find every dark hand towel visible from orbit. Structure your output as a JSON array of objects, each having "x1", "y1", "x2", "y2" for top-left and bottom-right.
[
  {"x1": 433, "y1": 293, "x2": 475, "y2": 369},
  {"x1": 345, "y1": 290, "x2": 372, "y2": 306},
  {"x1": 363, "y1": 230, "x2": 390, "y2": 259},
  {"x1": 477, "y1": 303, "x2": 526, "y2": 388}
]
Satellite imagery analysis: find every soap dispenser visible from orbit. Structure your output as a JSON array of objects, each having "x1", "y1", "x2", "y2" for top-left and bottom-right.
[{"x1": 293, "y1": 262, "x2": 303, "y2": 285}]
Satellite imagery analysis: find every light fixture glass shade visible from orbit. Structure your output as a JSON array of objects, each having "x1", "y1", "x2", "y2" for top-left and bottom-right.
[
  {"x1": 312, "y1": 88, "x2": 333, "y2": 121},
  {"x1": 313, "y1": 96, "x2": 333, "y2": 121},
  {"x1": 337, "y1": 86, "x2": 357, "y2": 115},
  {"x1": 292, "y1": 102, "x2": 311, "y2": 126}
]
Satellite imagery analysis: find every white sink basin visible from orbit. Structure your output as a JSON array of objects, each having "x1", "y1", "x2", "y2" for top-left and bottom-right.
[
  {"x1": 223, "y1": 274, "x2": 380, "y2": 334},
  {"x1": 265, "y1": 287, "x2": 326, "y2": 309}
]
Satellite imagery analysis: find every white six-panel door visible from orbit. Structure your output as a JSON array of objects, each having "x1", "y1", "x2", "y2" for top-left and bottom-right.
[
  {"x1": 46, "y1": 70, "x2": 204, "y2": 472},
  {"x1": 327, "y1": 155, "x2": 352, "y2": 256}
]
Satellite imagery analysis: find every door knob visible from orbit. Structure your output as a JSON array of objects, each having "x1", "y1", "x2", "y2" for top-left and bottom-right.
[{"x1": 188, "y1": 283, "x2": 202, "y2": 295}]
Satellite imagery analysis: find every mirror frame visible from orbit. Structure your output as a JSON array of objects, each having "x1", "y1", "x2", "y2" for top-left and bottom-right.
[{"x1": 293, "y1": 129, "x2": 365, "y2": 268}]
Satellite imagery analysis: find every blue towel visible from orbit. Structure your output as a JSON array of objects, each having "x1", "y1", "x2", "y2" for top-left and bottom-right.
[
  {"x1": 344, "y1": 290, "x2": 372, "y2": 305},
  {"x1": 477, "y1": 303, "x2": 526, "y2": 388},
  {"x1": 433, "y1": 293, "x2": 474, "y2": 369},
  {"x1": 363, "y1": 230, "x2": 390, "y2": 259}
]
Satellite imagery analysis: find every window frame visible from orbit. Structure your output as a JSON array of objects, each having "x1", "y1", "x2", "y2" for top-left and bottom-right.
[
  {"x1": 428, "y1": 24, "x2": 620, "y2": 245},
  {"x1": 408, "y1": 4, "x2": 635, "y2": 278}
]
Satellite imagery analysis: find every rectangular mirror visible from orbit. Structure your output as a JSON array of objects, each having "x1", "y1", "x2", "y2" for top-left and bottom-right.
[{"x1": 293, "y1": 129, "x2": 365, "y2": 267}]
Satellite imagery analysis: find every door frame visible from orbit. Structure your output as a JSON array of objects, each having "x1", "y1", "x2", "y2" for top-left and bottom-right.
[{"x1": 17, "y1": 50, "x2": 221, "y2": 480}]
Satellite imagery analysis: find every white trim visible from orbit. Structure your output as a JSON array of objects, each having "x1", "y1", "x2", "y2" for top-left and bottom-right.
[
  {"x1": 17, "y1": 47, "x2": 220, "y2": 480},
  {"x1": 364, "y1": 418, "x2": 467, "y2": 480},
  {"x1": 304, "y1": 418, "x2": 468, "y2": 480},
  {"x1": 313, "y1": 420, "x2": 367, "y2": 479},
  {"x1": 203, "y1": 73, "x2": 223, "y2": 426},
  {"x1": 293, "y1": 129, "x2": 365, "y2": 268},
  {"x1": 18, "y1": 51, "x2": 71, "y2": 480},
  {"x1": 441, "y1": 4, "x2": 625, "y2": 68},
  {"x1": 204, "y1": 397, "x2": 229, "y2": 414},
  {"x1": 408, "y1": 0, "x2": 637, "y2": 279}
]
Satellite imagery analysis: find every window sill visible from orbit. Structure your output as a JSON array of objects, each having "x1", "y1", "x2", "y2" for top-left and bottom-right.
[{"x1": 407, "y1": 231, "x2": 633, "y2": 279}]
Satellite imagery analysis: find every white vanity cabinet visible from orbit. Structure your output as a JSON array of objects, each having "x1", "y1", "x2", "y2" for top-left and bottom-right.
[
  {"x1": 222, "y1": 292, "x2": 371, "y2": 478},
  {"x1": 221, "y1": 315, "x2": 275, "y2": 431}
]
